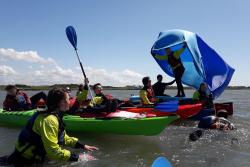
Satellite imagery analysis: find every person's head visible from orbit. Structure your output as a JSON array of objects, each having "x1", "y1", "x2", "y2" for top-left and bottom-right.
[
  {"x1": 93, "y1": 83, "x2": 103, "y2": 94},
  {"x1": 157, "y1": 74, "x2": 163, "y2": 82},
  {"x1": 217, "y1": 109, "x2": 228, "y2": 119},
  {"x1": 78, "y1": 84, "x2": 84, "y2": 91},
  {"x1": 5, "y1": 85, "x2": 17, "y2": 96},
  {"x1": 165, "y1": 48, "x2": 172, "y2": 54},
  {"x1": 142, "y1": 77, "x2": 151, "y2": 87},
  {"x1": 64, "y1": 87, "x2": 71, "y2": 93},
  {"x1": 199, "y1": 83, "x2": 207, "y2": 92},
  {"x1": 47, "y1": 88, "x2": 70, "y2": 112}
]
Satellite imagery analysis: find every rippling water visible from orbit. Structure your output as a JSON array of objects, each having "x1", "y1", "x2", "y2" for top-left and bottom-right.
[{"x1": 0, "y1": 89, "x2": 250, "y2": 167}]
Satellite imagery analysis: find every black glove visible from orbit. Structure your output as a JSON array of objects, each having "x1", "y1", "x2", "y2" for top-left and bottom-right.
[
  {"x1": 69, "y1": 153, "x2": 79, "y2": 162},
  {"x1": 75, "y1": 141, "x2": 85, "y2": 149}
]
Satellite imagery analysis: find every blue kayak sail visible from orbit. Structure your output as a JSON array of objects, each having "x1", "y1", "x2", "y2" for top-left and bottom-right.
[{"x1": 151, "y1": 30, "x2": 235, "y2": 99}]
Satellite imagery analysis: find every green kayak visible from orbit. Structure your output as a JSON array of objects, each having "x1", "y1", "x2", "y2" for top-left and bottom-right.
[{"x1": 0, "y1": 109, "x2": 178, "y2": 136}]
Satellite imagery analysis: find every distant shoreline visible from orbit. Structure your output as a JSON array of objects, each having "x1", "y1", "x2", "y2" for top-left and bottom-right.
[{"x1": 0, "y1": 84, "x2": 249, "y2": 91}]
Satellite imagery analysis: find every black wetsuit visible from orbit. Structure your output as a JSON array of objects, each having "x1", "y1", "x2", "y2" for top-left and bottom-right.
[
  {"x1": 173, "y1": 65, "x2": 185, "y2": 97},
  {"x1": 152, "y1": 80, "x2": 175, "y2": 96}
]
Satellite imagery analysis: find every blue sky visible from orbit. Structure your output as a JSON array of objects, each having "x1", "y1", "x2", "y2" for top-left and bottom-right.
[{"x1": 0, "y1": 0, "x2": 249, "y2": 86}]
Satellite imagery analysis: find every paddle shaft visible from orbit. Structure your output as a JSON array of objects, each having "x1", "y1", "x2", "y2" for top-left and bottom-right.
[{"x1": 74, "y1": 49, "x2": 96, "y2": 105}]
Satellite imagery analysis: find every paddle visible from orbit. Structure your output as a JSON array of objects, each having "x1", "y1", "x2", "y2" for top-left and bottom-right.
[
  {"x1": 151, "y1": 157, "x2": 172, "y2": 167},
  {"x1": 154, "y1": 100, "x2": 179, "y2": 112},
  {"x1": 65, "y1": 26, "x2": 95, "y2": 105}
]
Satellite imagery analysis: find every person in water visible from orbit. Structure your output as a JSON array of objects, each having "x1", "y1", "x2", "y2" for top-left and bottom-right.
[
  {"x1": 152, "y1": 74, "x2": 175, "y2": 96},
  {"x1": 189, "y1": 110, "x2": 235, "y2": 141},
  {"x1": 3, "y1": 88, "x2": 98, "y2": 166},
  {"x1": 152, "y1": 43, "x2": 187, "y2": 97},
  {"x1": 139, "y1": 77, "x2": 157, "y2": 105},
  {"x1": 198, "y1": 113, "x2": 235, "y2": 130},
  {"x1": 3, "y1": 85, "x2": 47, "y2": 111},
  {"x1": 193, "y1": 83, "x2": 214, "y2": 108}
]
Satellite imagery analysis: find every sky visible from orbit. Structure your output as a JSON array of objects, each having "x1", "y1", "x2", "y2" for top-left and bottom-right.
[{"x1": 0, "y1": 0, "x2": 249, "y2": 86}]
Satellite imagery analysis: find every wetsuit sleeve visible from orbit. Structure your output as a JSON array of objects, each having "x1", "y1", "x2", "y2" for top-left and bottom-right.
[
  {"x1": 63, "y1": 132, "x2": 78, "y2": 147},
  {"x1": 154, "y1": 54, "x2": 168, "y2": 60},
  {"x1": 193, "y1": 91, "x2": 200, "y2": 100},
  {"x1": 38, "y1": 115, "x2": 74, "y2": 161},
  {"x1": 76, "y1": 89, "x2": 88, "y2": 102},
  {"x1": 164, "y1": 79, "x2": 176, "y2": 86},
  {"x1": 139, "y1": 90, "x2": 154, "y2": 105},
  {"x1": 173, "y1": 47, "x2": 186, "y2": 59}
]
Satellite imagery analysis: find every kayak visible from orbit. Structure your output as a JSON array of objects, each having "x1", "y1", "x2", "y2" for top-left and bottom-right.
[
  {"x1": 0, "y1": 109, "x2": 178, "y2": 136},
  {"x1": 123, "y1": 103, "x2": 202, "y2": 119},
  {"x1": 129, "y1": 95, "x2": 191, "y2": 104}
]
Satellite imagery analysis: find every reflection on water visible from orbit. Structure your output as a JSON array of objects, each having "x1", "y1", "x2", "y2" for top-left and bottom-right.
[{"x1": 0, "y1": 89, "x2": 250, "y2": 167}]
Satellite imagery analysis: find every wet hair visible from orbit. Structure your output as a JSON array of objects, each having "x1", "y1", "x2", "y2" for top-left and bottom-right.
[
  {"x1": 157, "y1": 74, "x2": 163, "y2": 80},
  {"x1": 93, "y1": 83, "x2": 101, "y2": 90},
  {"x1": 142, "y1": 77, "x2": 150, "y2": 86},
  {"x1": 47, "y1": 88, "x2": 67, "y2": 112},
  {"x1": 199, "y1": 83, "x2": 206, "y2": 89},
  {"x1": 5, "y1": 85, "x2": 17, "y2": 91},
  {"x1": 217, "y1": 109, "x2": 228, "y2": 119}
]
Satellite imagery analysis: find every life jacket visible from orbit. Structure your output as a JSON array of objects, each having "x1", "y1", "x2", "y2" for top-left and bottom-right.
[
  {"x1": 17, "y1": 111, "x2": 65, "y2": 161},
  {"x1": 95, "y1": 94, "x2": 117, "y2": 112},
  {"x1": 197, "y1": 90, "x2": 214, "y2": 108},
  {"x1": 4, "y1": 92, "x2": 29, "y2": 111},
  {"x1": 168, "y1": 52, "x2": 182, "y2": 69},
  {"x1": 95, "y1": 93, "x2": 114, "y2": 104},
  {"x1": 198, "y1": 90, "x2": 209, "y2": 101},
  {"x1": 143, "y1": 86, "x2": 155, "y2": 102}
]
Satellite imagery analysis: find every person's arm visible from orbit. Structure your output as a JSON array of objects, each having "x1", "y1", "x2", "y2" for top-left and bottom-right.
[
  {"x1": 23, "y1": 92, "x2": 32, "y2": 106},
  {"x1": 3, "y1": 96, "x2": 15, "y2": 111},
  {"x1": 76, "y1": 89, "x2": 88, "y2": 102},
  {"x1": 164, "y1": 79, "x2": 176, "y2": 86},
  {"x1": 3, "y1": 102, "x2": 6, "y2": 110},
  {"x1": 3, "y1": 97, "x2": 8, "y2": 110},
  {"x1": 63, "y1": 132, "x2": 99, "y2": 151},
  {"x1": 173, "y1": 44, "x2": 187, "y2": 59},
  {"x1": 62, "y1": 132, "x2": 79, "y2": 147},
  {"x1": 38, "y1": 115, "x2": 79, "y2": 161},
  {"x1": 154, "y1": 54, "x2": 168, "y2": 60},
  {"x1": 139, "y1": 90, "x2": 154, "y2": 105},
  {"x1": 193, "y1": 91, "x2": 200, "y2": 100}
]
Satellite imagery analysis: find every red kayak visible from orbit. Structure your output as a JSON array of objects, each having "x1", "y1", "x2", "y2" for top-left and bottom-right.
[{"x1": 123, "y1": 103, "x2": 202, "y2": 119}]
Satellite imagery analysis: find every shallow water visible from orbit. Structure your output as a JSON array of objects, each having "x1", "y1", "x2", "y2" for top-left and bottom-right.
[{"x1": 0, "y1": 89, "x2": 250, "y2": 167}]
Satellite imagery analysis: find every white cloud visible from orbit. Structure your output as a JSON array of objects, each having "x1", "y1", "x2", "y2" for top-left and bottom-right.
[
  {"x1": 0, "y1": 64, "x2": 144, "y2": 86},
  {"x1": 0, "y1": 65, "x2": 17, "y2": 76},
  {"x1": 85, "y1": 68, "x2": 143, "y2": 86},
  {"x1": 0, "y1": 48, "x2": 56, "y2": 64},
  {"x1": 0, "y1": 48, "x2": 144, "y2": 86}
]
